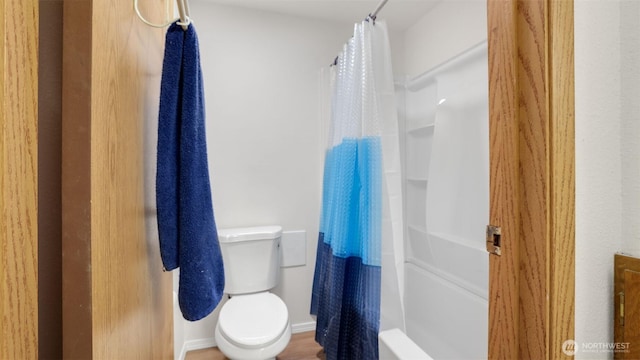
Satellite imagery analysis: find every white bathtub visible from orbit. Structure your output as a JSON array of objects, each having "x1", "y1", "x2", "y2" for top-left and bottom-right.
[{"x1": 379, "y1": 329, "x2": 433, "y2": 360}]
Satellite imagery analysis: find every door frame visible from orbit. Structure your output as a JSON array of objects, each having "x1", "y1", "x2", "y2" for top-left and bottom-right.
[
  {"x1": 487, "y1": 0, "x2": 575, "y2": 358},
  {"x1": 0, "y1": 0, "x2": 39, "y2": 358},
  {"x1": 61, "y1": 0, "x2": 173, "y2": 358}
]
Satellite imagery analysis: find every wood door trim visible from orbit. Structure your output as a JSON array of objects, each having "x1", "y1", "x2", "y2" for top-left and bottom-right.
[
  {"x1": 487, "y1": 1, "x2": 575, "y2": 358},
  {"x1": 487, "y1": 0, "x2": 520, "y2": 358},
  {"x1": 61, "y1": 0, "x2": 93, "y2": 358},
  {"x1": 0, "y1": 0, "x2": 39, "y2": 358},
  {"x1": 548, "y1": 2, "x2": 575, "y2": 358}
]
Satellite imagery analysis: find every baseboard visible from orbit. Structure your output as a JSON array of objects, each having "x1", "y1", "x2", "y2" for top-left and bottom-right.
[
  {"x1": 177, "y1": 321, "x2": 317, "y2": 360},
  {"x1": 292, "y1": 321, "x2": 316, "y2": 333},
  {"x1": 179, "y1": 338, "x2": 217, "y2": 360}
]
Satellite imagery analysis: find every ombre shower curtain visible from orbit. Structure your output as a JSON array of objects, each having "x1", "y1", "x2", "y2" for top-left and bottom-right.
[{"x1": 311, "y1": 20, "x2": 404, "y2": 360}]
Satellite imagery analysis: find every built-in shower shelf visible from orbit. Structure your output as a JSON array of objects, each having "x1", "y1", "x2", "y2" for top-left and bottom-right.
[
  {"x1": 405, "y1": 123, "x2": 434, "y2": 180},
  {"x1": 408, "y1": 224, "x2": 428, "y2": 234},
  {"x1": 428, "y1": 231, "x2": 484, "y2": 251},
  {"x1": 407, "y1": 123, "x2": 435, "y2": 135},
  {"x1": 406, "y1": 177, "x2": 428, "y2": 184}
]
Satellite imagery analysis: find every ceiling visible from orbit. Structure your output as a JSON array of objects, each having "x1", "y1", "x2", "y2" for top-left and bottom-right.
[{"x1": 196, "y1": 0, "x2": 441, "y2": 31}]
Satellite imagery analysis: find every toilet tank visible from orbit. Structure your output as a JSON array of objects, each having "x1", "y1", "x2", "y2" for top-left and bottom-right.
[{"x1": 218, "y1": 226, "x2": 282, "y2": 295}]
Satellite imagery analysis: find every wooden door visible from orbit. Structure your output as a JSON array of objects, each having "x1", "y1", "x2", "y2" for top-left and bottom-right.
[
  {"x1": 615, "y1": 254, "x2": 640, "y2": 359},
  {"x1": 61, "y1": 0, "x2": 173, "y2": 358},
  {"x1": 0, "y1": 0, "x2": 39, "y2": 358},
  {"x1": 487, "y1": 0, "x2": 575, "y2": 359}
]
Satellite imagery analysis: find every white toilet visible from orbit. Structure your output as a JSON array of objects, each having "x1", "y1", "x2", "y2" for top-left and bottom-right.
[{"x1": 214, "y1": 226, "x2": 291, "y2": 360}]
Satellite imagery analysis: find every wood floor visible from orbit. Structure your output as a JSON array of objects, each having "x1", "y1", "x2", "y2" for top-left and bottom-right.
[{"x1": 185, "y1": 331, "x2": 325, "y2": 360}]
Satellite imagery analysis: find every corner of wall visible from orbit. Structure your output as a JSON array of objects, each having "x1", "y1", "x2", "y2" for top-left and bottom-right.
[{"x1": 574, "y1": 0, "x2": 624, "y2": 355}]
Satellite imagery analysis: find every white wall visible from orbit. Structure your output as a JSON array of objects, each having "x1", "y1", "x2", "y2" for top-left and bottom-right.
[
  {"x1": 575, "y1": 0, "x2": 620, "y2": 356},
  {"x1": 620, "y1": 1, "x2": 640, "y2": 257},
  {"x1": 402, "y1": 0, "x2": 486, "y2": 78},
  {"x1": 575, "y1": 1, "x2": 640, "y2": 357}
]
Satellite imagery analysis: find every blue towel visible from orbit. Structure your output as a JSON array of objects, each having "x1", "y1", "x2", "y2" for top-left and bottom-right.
[{"x1": 156, "y1": 21, "x2": 224, "y2": 321}]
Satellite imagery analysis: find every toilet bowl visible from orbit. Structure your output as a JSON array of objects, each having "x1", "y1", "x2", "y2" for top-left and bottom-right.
[
  {"x1": 215, "y1": 292, "x2": 291, "y2": 360},
  {"x1": 214, "y1": 226, "x2": 291, "y2": 360}
]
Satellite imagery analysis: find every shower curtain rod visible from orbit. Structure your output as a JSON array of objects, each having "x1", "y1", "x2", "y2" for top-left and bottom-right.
[
  {"x1": 368, "y1": 0, "x2": 390, "y2": 21},
  {"x1": 331, "y1": 0, "x2": 390, "y2": 66}
]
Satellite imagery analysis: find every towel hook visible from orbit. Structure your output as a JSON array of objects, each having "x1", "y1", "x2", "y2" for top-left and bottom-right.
[
  {"x1": 175, "y1": 0, "x2": 191, "y2": 30},
  {"x1": 134, "y1": 0, "x2": 191, "y2": 30}
]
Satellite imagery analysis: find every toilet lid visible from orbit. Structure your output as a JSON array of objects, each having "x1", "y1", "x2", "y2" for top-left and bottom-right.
[{"x1": 218, "y1": 292, "x2": 289, "y2": 349}]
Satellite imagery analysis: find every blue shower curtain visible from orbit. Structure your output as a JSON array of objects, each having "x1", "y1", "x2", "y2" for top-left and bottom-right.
[{"x1": 311, "y1": 20, "x2": 402, "y2": 360}]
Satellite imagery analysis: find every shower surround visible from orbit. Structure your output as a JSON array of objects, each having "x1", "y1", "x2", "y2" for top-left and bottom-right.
[{"x1": 397, "y1": 42, "x2": 489, "y2": 359}]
